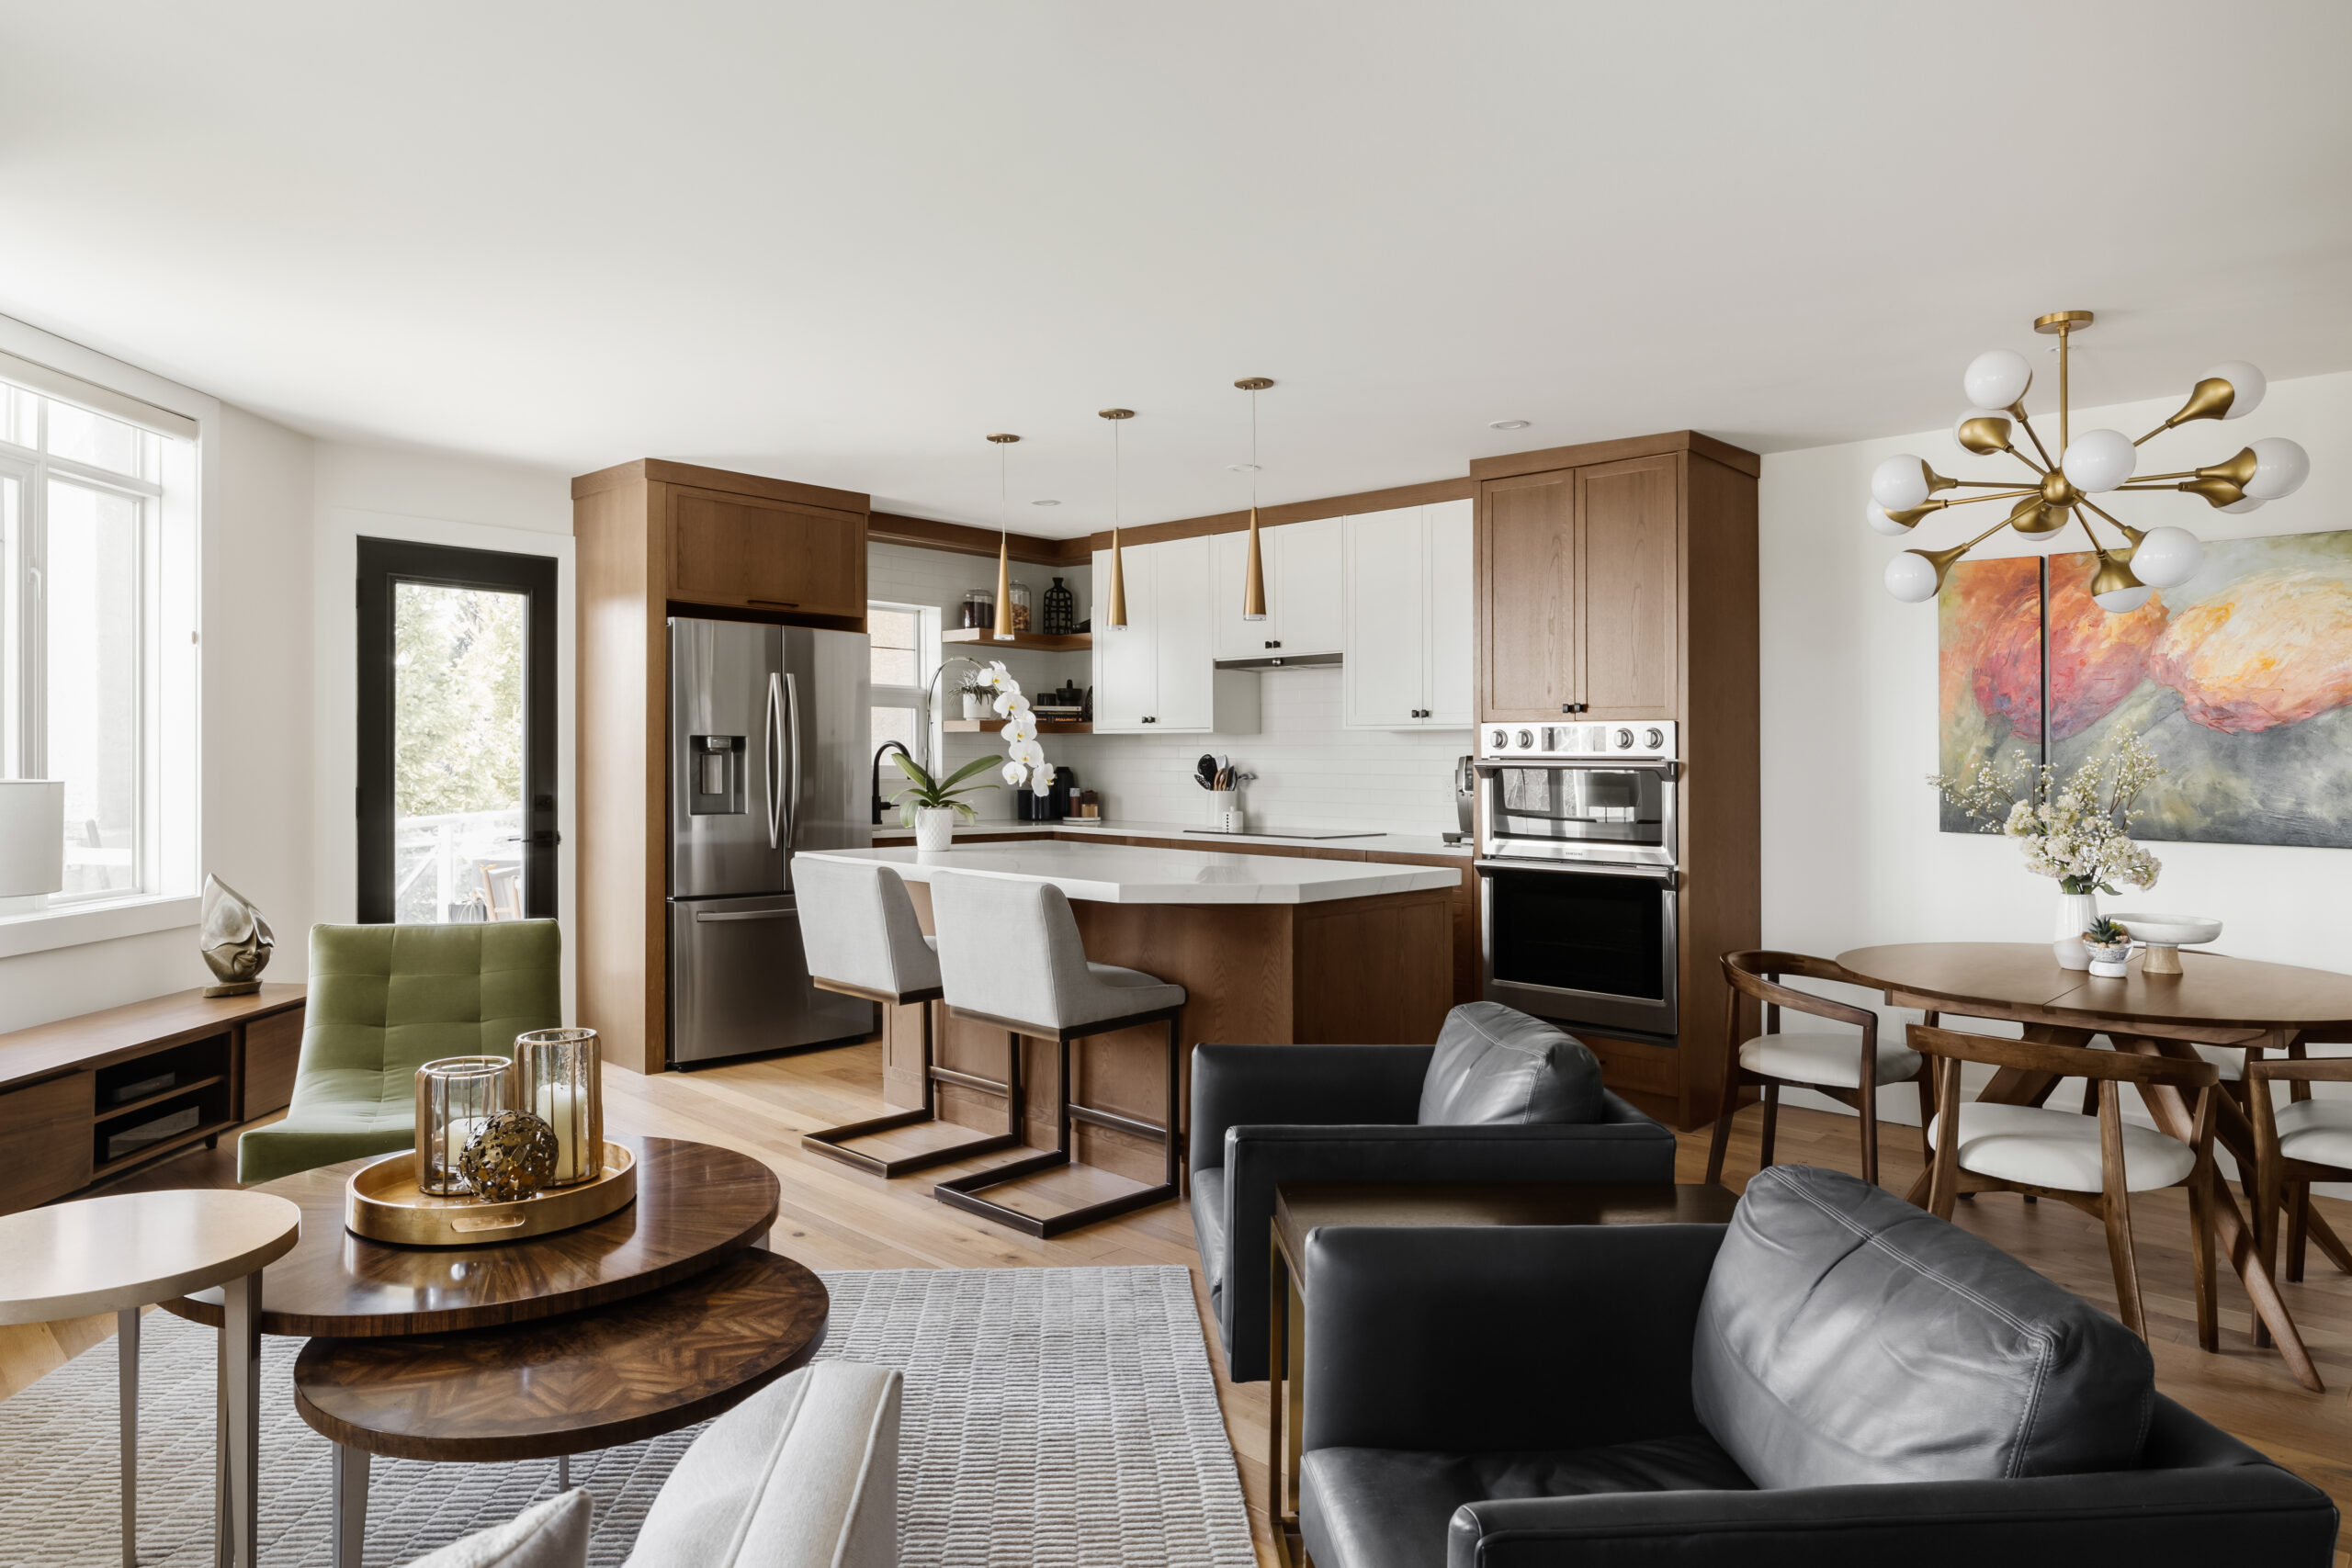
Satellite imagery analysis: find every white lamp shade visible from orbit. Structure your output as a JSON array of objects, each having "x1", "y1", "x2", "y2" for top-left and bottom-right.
[
  {"x1": 0, "y1": 781, "x2": 64, "y2": 897},
  {"x1": 1952, "y1": 406, "x2": 2012, "y2": 455},
  {"x1": 1865, "y1": 502, "x2": 1913, "y2": 536},
  {"x1": 2062, "y1": 429, "x2": 2137, "y2": 493},
  {"x1": 1884, "y1": 552, "x2": 1942, "y2": 604},
  {"x1": 2093, "y1": 583, "x2": 2154, "y2": 614},
  {"x1": 2129, "y1": 526, "x2": 2204, "y2": 589},
  {"x1": 2218, "y1": 494, "x2": 2266, "y2": 515},
  {"x1": 1871, "y1": 455, "x2": 1931, "y2": 511},
  {"x1": 2245, "y1": 436, "x2": 2311, "y2": 500},
  {"x1": 2200, "y1": 361, "x2": 2266, "y2": 419},
  {"x1": 1963, "y1": 349, "x2": 2032, "y2": 410}
]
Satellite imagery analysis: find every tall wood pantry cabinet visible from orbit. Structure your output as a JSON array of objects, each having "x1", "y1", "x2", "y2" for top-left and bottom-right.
[
  {"x1": 1470, "y1": 431, "x2": 1760, "y2": 1131},
  {"x1": 572, "y1": 458, "x2": 870, "y2": 1073}
]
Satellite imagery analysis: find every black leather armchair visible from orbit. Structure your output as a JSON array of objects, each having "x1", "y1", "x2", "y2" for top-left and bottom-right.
[
  {"x1": 1188, "y1": 1040, "x2": 1676, "y2": 1382},
  {"x1": 1298, "y1": 1171, "x2": 2337, "y2": 1568}
]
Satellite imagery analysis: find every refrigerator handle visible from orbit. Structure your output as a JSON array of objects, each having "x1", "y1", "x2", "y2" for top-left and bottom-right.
[
  {"x1": 763, "y1": 671, "x2": 784, "y2": 851},
  {"x1": 784, "y1": 671, "x2": 804, "y2": 850}
]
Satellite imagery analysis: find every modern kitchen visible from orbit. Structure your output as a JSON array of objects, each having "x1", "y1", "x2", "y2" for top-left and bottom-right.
[{"x1": 571, "y1": 425, "x2": 1760, "y2": 1220}]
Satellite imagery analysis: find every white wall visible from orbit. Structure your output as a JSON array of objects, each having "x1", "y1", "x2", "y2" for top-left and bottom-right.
[{"x1": 1759, "y1": 368, "x2": 2352, "y2": 1128}]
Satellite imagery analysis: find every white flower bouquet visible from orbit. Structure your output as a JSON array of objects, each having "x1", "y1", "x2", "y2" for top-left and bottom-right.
[{"x1": 1930, "y1": 729, "x2": 2165, "y2": 897}]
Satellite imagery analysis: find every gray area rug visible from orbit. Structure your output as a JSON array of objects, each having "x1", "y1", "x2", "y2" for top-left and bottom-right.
[{"x1": 0, "y1": 1266, "x2": 1254, "y2": 1567}]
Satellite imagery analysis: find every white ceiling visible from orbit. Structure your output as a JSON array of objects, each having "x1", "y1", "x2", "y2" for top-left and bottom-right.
[{"x1": 4, "y1": 2, "x2": 2348, "y2": 536}]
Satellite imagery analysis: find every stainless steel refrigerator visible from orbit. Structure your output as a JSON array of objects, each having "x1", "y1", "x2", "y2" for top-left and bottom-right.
[{"x1": 668, "y1": 617, "x2": 875, "y2": 1066}]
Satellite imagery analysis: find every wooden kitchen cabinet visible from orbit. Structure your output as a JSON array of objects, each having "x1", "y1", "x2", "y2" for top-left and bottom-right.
[
  {"x1": 1091, "y1": 536, "x2": 1260, "y2": 735},
  {"x1": 667, "y1": 486, "x2": 865, "y2": 618},
  {"x1": 1341, "y1": 500, "x2": 1471, "y2": 728}
]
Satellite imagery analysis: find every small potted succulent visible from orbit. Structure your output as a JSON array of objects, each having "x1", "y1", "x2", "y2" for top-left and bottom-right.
[
  {"x1": 887, "y1": 753, "x2": 1000, "y2": 852},
  {"x1": 2082, "y1": 916, "x2": 2133, "y2": 978},
  {"x1": 957, "y1": 671, "x2": 990, "y2": 721}
]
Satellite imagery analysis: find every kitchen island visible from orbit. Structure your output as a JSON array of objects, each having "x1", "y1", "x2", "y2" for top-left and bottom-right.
[{"x1": 795, "y1": 842, "x2": 1461, "y2": 1186}]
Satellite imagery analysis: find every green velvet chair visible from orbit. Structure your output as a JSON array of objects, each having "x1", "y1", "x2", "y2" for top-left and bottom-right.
[{"x1": 237, "y1": 920, "x2": 564, "y2": 1185}]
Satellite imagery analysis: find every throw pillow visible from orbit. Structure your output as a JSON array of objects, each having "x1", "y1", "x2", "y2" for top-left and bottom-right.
[
  {"x1": 1416, "y1": 1001, "x2": 1605, "y2": 1125},
  {"x1": 402, "y1": 1488, "x2": 590, "y2": 1568}
]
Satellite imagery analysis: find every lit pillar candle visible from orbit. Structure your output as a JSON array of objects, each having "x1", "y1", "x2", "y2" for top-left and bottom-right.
[{"x1": 534, "y1": 1081, "x2": 585, "y2": 1182}]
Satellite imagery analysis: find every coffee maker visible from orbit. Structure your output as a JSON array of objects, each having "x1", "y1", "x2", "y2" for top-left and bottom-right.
[{"x1": 1017, "y1": 765, "x2": 1077, "y2": 821}]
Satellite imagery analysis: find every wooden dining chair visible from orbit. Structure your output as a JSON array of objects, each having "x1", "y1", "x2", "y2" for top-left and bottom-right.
[
  {"x1": 1706, "y1": 951, "x2": 1929, "y2": 1188},
  {"x1": 1910, "y1": 1023, "x2": 2221, "y2": 1347},
  {"x1": 2246, "y1": 1052, "x2": 2352, "y2": 1287}
]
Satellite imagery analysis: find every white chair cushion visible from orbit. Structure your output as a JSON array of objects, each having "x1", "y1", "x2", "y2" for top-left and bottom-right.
[
  {"x1": 932, "y1": 872, "x2": 1185, "y2": 1032},
  {"x1": 2275, "y1": 1097, "x2": 2352, "y2": 1170},
  {"x1": 626, "y1": 1361, "x2": 901, "y2": 1568},
  {"x1": 405, "y1": 1489, "x2": 589, "y2": 1568},
  {"x1": 1738, "y1": 1032, "x2": 1920, "y2": 1090},
  {"x1": 2189, "y1": 1044, "x2": 2244, "y2": 1082},
  {"x1": 1928, "y1": 1102, "x2": 2195, "y2": 1194},
  {"x1": 795, "y1": 857, "x2": 942, "y2": 999}
]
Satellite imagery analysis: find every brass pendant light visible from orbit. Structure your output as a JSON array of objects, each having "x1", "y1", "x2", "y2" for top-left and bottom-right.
[
  {"x1": 987, "y1": 433, "x2": 1019, "y2": 641},
  {"x1": 1235, "y1": 378, "x2": 1273, "y2": 621},
  {"x1": 1100, "y1": 408, "x2": 1134, "y2": 629}
]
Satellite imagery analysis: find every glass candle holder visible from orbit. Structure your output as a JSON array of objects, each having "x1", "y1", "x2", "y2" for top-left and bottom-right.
[
  {"x1": 414, "y1": 1056, "x2": 512, "y2": 1197},
  {"x1": 514, "y1": 1028, "x2": 604, "y2": 1187}
]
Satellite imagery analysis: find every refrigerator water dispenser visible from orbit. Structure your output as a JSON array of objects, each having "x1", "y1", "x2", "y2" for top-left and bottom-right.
[{"x1": 688, "y1": 735, "x2": 747, "y2": 815}]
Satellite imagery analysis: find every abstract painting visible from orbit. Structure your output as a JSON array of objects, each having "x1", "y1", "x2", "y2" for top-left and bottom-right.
[
  {"x1": 2048, "y1": 529, "x2": 2352, "y2": 848},
  {"x1": 1937, "y1": 555, "x2": 2042, "y2": 832}
]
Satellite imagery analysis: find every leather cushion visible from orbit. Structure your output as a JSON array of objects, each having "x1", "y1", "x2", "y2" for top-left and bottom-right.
[
  {"x1": 1692, "y1": 1164, "x2": 2154, "y2": 1489},
  {"x1": 1739, "y1": 1030, "x2": 1921, "y2": 1090},
  {"x1": 2276, "y1": 1097, "x2": 2352, "y2": 1169},
  {"x1": 1928, "y1": 1102, "x2": 2196, "y2": 1193},
  {"x1": 1191, "y1": 1167, "x2": 1230, "y2": 1303},
  {"x1": 1417, "y1": 1002, "x2": 1604, "y2": 1126},
  {"x1": 1300, "y1": 1435, "x2": 1750, "y2": 1568}
]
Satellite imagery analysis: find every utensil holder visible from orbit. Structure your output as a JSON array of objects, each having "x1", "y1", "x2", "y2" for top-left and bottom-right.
[
  {"x1": 414, "y1": 1056, "x2": 513, "y2": 1197},
  {"x1": 1206, "y1": 789, "x2": 1243, "y2": 833},
  {"x1": 514, "y1": 1028, "x2": 604, "y2": 1187}
]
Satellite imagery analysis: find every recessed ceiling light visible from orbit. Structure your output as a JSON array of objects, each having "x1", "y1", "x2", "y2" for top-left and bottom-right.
[
  {"x1": 1031, "y1": 498, "x2": 1059, "y2": 506},
  {"x1": 1488, "y1": 419, "x2": 1531, "y2": 431},
  {"x1": 1227, "y1": 462, "x2": 1261, "y2": 474}
]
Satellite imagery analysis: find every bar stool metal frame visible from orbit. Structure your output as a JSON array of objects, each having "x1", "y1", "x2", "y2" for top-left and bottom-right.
[{"x1": 800, "y1": 973, "x2": 1027, "y2": 1177}]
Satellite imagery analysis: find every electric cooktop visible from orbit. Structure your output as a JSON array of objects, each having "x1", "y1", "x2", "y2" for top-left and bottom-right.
[{"x1": 1183, "y1": 827, "x2": 1384, "y2": 840}]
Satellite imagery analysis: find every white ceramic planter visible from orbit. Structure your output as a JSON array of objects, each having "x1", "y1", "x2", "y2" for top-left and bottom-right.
[
  {"x1": 962, "y1": 694, "x2": 988, "y2": 720},
  {"x1": 914, "y1": 807, "x2": 957, "y2": 854},
  {"x1": 2053, "y1": 891, "x2": 2098, "y2": 970}
]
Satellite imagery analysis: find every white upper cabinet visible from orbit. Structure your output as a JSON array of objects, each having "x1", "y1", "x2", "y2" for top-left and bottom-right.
[
  {"x1": 1211, "y1": 515, "x2": 1343, "y2": 662},
  {"x1": 1342, "y1": 499, "x2": 1473, "y2": 728},
  {"x1": 1093, "y1": 536, "x2": 1261, "y2": 735}
]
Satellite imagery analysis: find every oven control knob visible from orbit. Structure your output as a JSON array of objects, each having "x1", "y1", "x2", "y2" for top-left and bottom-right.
[
  {"x1": 1515, "y1": 728, "x2": 1535, "y2": 750},
  {"x1": 1489, "y1": 728, "x2": 1509, "y2": 750},
  {"x1": 1644, "y1": 727, "x2": 1665, "y2": 750},
  {"x1": 1613, "y1": 728, "x2": 1635, "y2": 750}
]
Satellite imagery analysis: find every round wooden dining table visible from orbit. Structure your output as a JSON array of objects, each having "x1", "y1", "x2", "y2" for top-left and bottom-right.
[{"x1": 1837, "y1": 942, "x2": 2352, "y2": 1393}]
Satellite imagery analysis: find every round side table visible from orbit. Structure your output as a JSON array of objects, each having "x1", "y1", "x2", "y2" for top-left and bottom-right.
[{"x1": 0, "y1": 1189, "x2": 300, "y2": 1568}]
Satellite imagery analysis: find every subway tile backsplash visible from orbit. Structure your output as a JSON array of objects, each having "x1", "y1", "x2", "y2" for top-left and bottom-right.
[{"x1": 869, "y1": 541, "x2": 1469, "y2": 835}]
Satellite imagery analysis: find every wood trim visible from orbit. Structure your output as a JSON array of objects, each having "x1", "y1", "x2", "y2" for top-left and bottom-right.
[
  {"x1": 1073, "y1": 476, "x2": 1476, "y2": 558},
  {"x1": 0, "y1": 984, "x2": 306, "y2": 1093},
  {"x1": 572, "y1": 458, "x2": 868, "y2": 513},
  {"x1": 869, "y1": 512, "x2": 1065, "y2": 565},
  {"x1": 1469, "y1": 430, "x2": 1760, "y2": 483}
]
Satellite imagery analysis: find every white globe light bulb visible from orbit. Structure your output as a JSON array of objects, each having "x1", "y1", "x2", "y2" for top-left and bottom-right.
[
  {"x1": 2094, "y1": 582, "x2": 2154, "y2": 614},
  {"x1": 2245, "y1": 436, "x2": 2310, "y2": 500},
  {"x1": 2219, "y1": 495, "x2": 2265, "y2": 515},
  {"x1": 2061, "y1": 429, "x2": 2136, "y2": 493},
  {"x1": 1963, "y1": 348, "x2": 2031, "y2": 410},
  {"x1": 1883, "y1": 551, "x2": 1941, "y2": 604},
  {"x1": 2200, "y1": 361, "x2": 2267, "y2": 420},
  {"x1": 1952, "y1": 406, "x2": 2012, "y2": 456},
  {"x1": 1870, "y1": 455, "x2": 1931, "y2": 511},
  {"x1": 2128, "y1": 526, "x2": 2203, "y2": 589},
  {"x1": 1865, "y1": 502, "x2": 1912, "y2": 536}
]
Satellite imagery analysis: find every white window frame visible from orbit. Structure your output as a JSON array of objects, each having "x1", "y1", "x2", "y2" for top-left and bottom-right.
[{"x1": 868, "y1": 599, "x2": 941, "y2": 771}]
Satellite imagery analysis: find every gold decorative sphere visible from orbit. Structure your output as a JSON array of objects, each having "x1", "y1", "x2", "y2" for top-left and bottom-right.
[{"x1": 458, "y1": 1111, "x2": 560, "y2": 1202}]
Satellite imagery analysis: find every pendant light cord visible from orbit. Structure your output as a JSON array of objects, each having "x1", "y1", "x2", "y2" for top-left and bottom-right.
[{"x1": 1250, "y1": 387, "x2": 1260, "y2": 510}]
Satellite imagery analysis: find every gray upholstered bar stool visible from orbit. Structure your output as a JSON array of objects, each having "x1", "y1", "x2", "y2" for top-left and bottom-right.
[
  {"x1": 927, "y1": 870, "x2": 1187, "y2": 1237},
  {"x1": 796, "y1": 855, "x2": 1026, "y2": 1177}
]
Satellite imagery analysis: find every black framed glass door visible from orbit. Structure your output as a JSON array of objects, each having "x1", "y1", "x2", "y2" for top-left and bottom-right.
[{"x1": 356, "y1": 538, "x2": 558, "y2": 923}]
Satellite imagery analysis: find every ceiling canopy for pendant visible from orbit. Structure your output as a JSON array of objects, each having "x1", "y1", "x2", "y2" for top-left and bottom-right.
[{"x1": 1868, "y1": 310, "x2": 2309, "y2": 614}]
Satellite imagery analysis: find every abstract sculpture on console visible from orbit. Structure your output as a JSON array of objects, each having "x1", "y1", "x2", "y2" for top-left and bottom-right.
[
  {"x1": 458, "y1": 1110, "x2": 560, "y2": 1201},
  {"x1": 198, "y1": 874, "x2": 274, "y2": 997}
]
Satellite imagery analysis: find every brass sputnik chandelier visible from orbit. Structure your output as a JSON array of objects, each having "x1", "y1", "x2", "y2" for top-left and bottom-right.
[{"x1": 1871, "y1": 310, "x2": 2310, "y2": 612}]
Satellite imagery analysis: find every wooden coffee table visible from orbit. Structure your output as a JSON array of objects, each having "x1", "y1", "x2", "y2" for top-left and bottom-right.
[
  {"x1": 1265, "y1": 1181, "x2": 1740, "y2": 1568},
  {"x1": 295, "y1": 1247, "x2": 829, "y2": 1568}
]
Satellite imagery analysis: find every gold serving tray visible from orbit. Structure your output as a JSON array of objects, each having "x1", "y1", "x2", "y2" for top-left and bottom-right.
[{"x1": 345, "y1": 1141, "x2": 637, "y2": 1247}]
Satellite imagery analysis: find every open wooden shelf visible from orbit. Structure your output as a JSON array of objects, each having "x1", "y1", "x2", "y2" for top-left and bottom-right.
[
  {"x1": 92, "y1": 1114, "x2": 237, "y2": 1181},
  {"x1": 944, "y1": 719, "x2": 1092, "y2": 734},
  {"x1": 94, "y1": 1073, "x2": 228, "y2": 1125},
  {"x1": 941, "y1": 628, "x2": 1092, "y2": 651}
]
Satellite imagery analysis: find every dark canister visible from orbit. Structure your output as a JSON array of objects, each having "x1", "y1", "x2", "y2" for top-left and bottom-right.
[{"x1": 1041, "y1": 576, "x2": 1076, "y2": 636}]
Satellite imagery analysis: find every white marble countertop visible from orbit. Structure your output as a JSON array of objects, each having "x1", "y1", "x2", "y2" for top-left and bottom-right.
[
  {"x1": 869, "y1": 818, "x2": 1474, "y2": 858},
  {"x1": 798, "y1": 841, "x2": 1463, "y2": 905}
]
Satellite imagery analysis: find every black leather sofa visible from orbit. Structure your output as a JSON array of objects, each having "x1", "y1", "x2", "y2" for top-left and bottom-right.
[
  {"x1": 1299, "y1": 1165, "x2": 2337, "y2": 1568},
  {"x1": 1189, "y1": 1033, "x2": 1676, "y2": 1382}
]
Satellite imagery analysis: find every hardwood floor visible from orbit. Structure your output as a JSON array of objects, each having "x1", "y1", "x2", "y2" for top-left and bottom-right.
[{"x1": 5, "y1": 1043, "x2": 2349, "y2": 1563}]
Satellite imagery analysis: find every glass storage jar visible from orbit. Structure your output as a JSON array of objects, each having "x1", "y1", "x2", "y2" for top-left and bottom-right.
[
  {"x1": 1008, "y1": 581, "x2": 1034, "y2": 633},
  {"x1": 960, "y1": 589, "x2": 994, "y2": 629}
]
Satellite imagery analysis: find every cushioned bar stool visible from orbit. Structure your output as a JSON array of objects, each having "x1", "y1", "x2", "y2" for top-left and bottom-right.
[
  {"x1": 1706, "y1": 950, "x2": 1929, "y2": 1188},
  {"x1": 795, "y1": 855, "x2": 1025, "y2": 1177},
  {"x1": 1913, "y1": 1022, "x2": 2221, "y2": 1347},
  {"x1": 926, "y1": 871, "x2": 1187, "y2": 1237}
]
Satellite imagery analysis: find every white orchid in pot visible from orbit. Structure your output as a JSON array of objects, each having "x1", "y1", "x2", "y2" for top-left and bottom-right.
[
  {"x1": 891, "y1": 660, "x2": 1052, "y2": 853},
  {"x1": 1930, "y1": 728, "x2": 2165, "y2": 971}
]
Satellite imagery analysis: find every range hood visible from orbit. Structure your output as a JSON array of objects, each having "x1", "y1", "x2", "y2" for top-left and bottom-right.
[{"x1": 1212, "y1": 650, "x2": 1342, "y2": 671}]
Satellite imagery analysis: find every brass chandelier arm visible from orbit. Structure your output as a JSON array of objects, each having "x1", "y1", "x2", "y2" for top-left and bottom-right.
[
  {"x1": 2010, "y1": 408, "x2": 2056, "y2": 469},
  {"x1": 1944, "y1": 477, "x2": 2034, "y2": 489},
  {"x1": 1937, "y1": 486, "x2": 2041, "y2": 507},
  {"x1": 2076, "y1": 497, "x2": 2145, "y2": 546},
  {"x1": 2131, "y1": 423, "x2": 2173, "y2": 446},
  {"x1": 2119, "y1": 469, "x2": 2197, "y2": 484}
]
